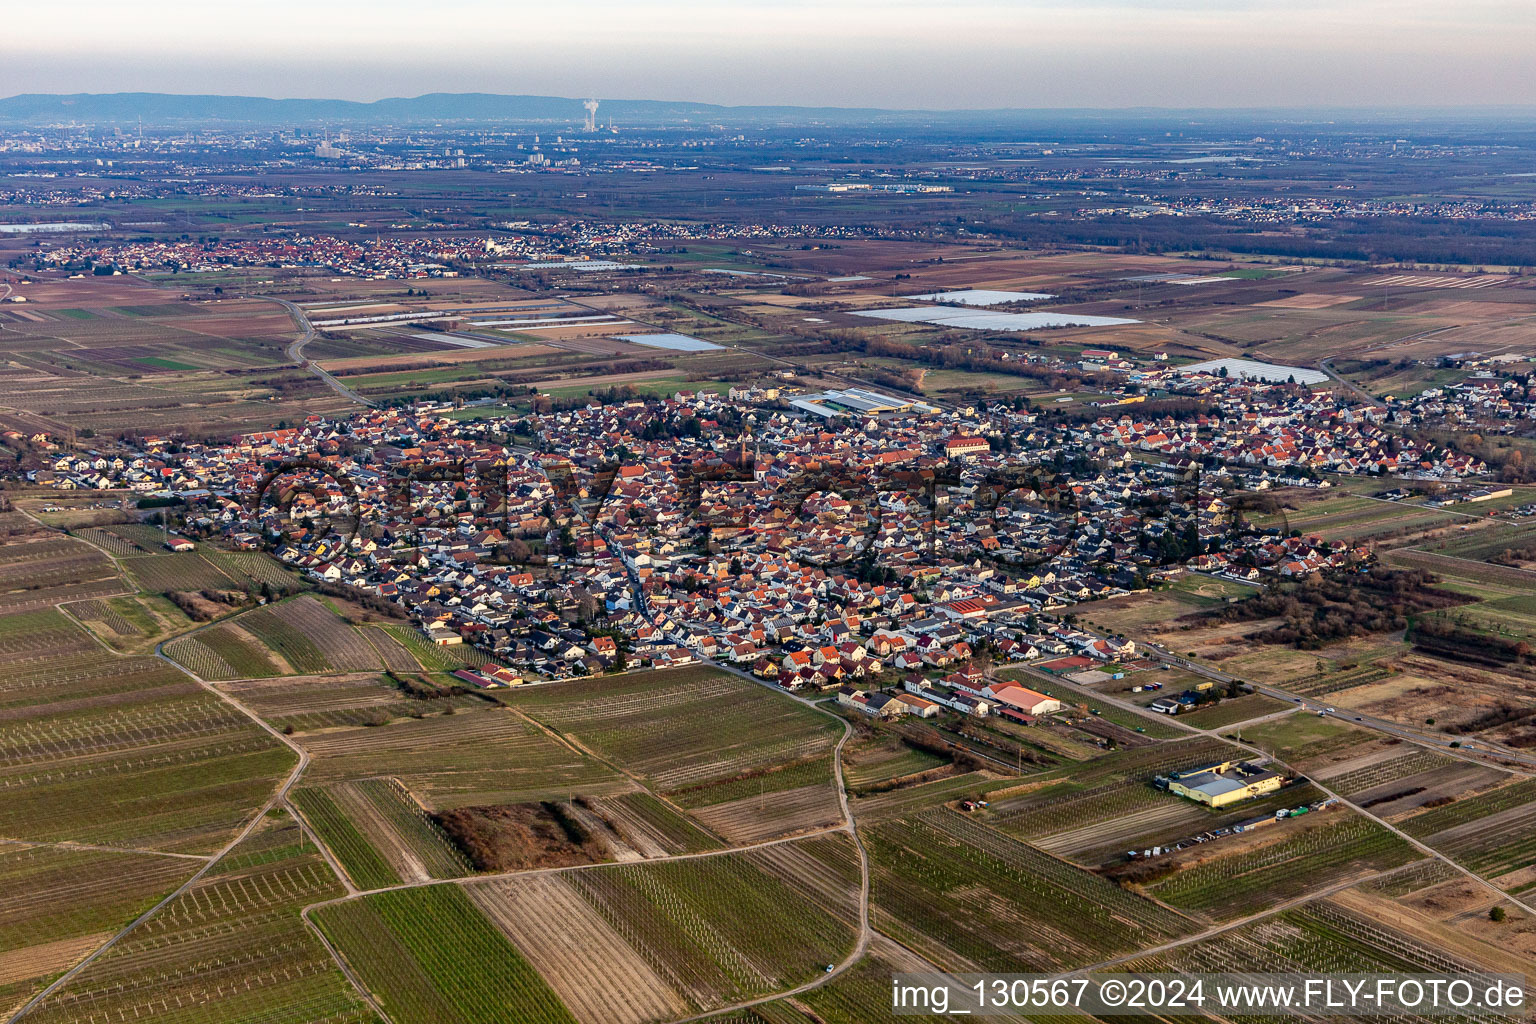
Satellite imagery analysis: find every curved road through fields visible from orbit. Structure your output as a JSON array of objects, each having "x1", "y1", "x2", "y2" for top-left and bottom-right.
[{"x1": 275, "y1": 298, "x2": 376, "y2": 408}]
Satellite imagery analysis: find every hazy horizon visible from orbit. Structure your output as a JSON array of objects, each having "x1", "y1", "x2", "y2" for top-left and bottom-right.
[
  {"x1": 4, "y1": 0, "x2": 1535, "y2": 111},
  {"x1": 7, "y1": 90, "x2": 1536, "y2": 116}
]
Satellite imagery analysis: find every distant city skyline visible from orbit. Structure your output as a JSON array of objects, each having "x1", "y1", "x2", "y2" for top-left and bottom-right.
[{"x1": 4, "y1": 0, "x2": 1535, "y2": 110}]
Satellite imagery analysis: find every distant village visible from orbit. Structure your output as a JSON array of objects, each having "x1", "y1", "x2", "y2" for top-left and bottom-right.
[{"x1": 19, "y1": 222, "x2": 877, "y2": 280}]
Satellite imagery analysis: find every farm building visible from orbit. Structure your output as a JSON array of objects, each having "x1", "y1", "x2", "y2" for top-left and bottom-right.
[
  {"x1": 424, "y1": 624, "x2": 462, "y2": 646},
  {"x1": 905, "y1": 680, "x2": 992, "y2": 716},
  {"x1": 1166, "y1": 760, "x2": 1284, "y2": 808},
  {"x1": 981, "y1": 683, "x2": 1064, "y2": 716},
  {"x1": 950, "y1": 693, "x2": 991, "y2": 716},
  {"x1": 890, "y1": 693, "x2": 940, "y2": 718},
  {"x1": 790, "y1": 387, "x2": 938, "y2": 420}
]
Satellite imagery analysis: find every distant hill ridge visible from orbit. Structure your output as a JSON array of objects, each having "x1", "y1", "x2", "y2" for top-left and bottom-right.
[{"x1": 0, "y1": 91, "x2": 919, "y2": 125}]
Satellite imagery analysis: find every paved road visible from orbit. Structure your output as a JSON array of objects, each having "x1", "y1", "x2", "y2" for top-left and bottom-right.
[
  {"x1": 1317, "y1": 357, "x2": 1385, "y2": 408},
  {"x1": 275, "y1": 298, "x2": 376, "y2": 408},
  {"x1": 1143, "y1": 646, "x2": 1536, "y2": 771}
]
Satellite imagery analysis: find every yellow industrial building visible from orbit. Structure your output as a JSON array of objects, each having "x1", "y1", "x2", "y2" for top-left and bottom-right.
[{"x1": 1166, "y1": 759, "x2": 1284, "y2": 808}]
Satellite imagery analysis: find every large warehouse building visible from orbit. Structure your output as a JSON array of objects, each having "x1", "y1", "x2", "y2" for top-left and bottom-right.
[
  {"x1": 1165, "y1": 759, "x2": 1285, "y2": 808},
  {"x1": 789, "y1": 388, "x2": 938, "y2": 419}
]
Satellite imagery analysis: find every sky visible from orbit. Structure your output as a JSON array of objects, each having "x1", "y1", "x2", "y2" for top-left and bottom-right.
[{"x1": 3, "y1": 0, "x2": 1535, "y2": 109}]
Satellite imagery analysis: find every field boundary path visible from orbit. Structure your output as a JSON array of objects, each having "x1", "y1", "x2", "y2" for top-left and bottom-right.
[
  {"x1": 5, "y1": 643, "x2": 315, "y2": 1023},
  {"x1": 0, "y1": 837, "x2": 210, "y2": 863},
  {"x1": 1144, "y1": 645, "x2": 1536, "y2": 770},
  {"x1": 1074, "y1": 859, "x2": 1429, "y2": 974},
  {"x1": 3, "y1": 522, "x2": 383, "y2": 1024},
  {"x1": 293, "y1": 678, "x2": 876, "y2": 1024}
]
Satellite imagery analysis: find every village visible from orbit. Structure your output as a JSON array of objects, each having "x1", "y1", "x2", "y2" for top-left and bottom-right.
[
  {"x1": 11, "y1": 222, "x2": 877, "y2": 281},
  {"x1": 18, "y1": 359, "x2": 1491, "y2": 720}
]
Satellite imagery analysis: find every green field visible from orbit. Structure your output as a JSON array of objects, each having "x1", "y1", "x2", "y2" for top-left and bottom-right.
[
  {"x1": 843, "y1": 741, "x2": 947, "y2": 790},
  {"x1": 503, "y1": 667, "x2": 841, "y2": 796},
  {"x1": 206, "y1": 551, "x2": 305, "y2": 589},
  {"x1": 1064, "y1": 736, "x2": 1237, "y2": 786},
  {"x1": 22, "y1": 816, "x2": 373, "y2": 1024},
  {"x1": 0, "y1": 846, "x2": 193, "y2": 1012},
  {"x1": 135, "y1": 355, "x2": 199, "y2": 370},
  {"x1": 317, "y1": 884, "x2": 577, "y2": 1024},
  {"x1": 752, "y1": 937, "x2": 1038, "y2": 1024},
  {"x1": 1424, "y1": 801, "x2": 1536, "y2": 882},
  {"x1": 1224, "y1": 713, "x2": 1374, "y2": 767},
  {"x1": 1319, "y1": 749, "x2": 1461, "y2": 795},
  {"x1": 164, "y1": 625, "x2": 279, "y2": 679},
  {"x1": 343, "y1": 777, "x2": 474, "y2": 878},
  {"x1": 292, "y1": 786, "x2": 402, "y2": 890},
  {"x1": 561, "y1": 846, "x2": 860, "y2": 1005},
  {"x1": 0, "y1": 535, "x2": 123, "y2": 611},
  {"x1": 1150, "y1": 814, "x2": 1422, "y2": 919},
  {"x1": 229, "y1": 672, "x2": 485, "y2": 734},
  {"x1": 378, "y1": 624, "x2": 484, "y2": 670},
  {"x1": 1399, "y1": 778, "x2": 1536, "y2": 839},
  {"x1": 851, "y1": 770, "x2": 1003, "y2": 821},
  {"x1": 986, "y1": 778, "x2": 1176, "y2": 840},
  {"x1": 123, "y1": 552, "x2": 237, "y2": 593},
  {"x1": 1168, "y1": 572, "x2": 1261, "y2": 603},
  {"x1": 0, "y1": 620, "x2": 296, "y2": 853},
  {"x1": 597, "y1": 790, "x2": 726, "y2": 854},
  {"x1": 1177, "y1": 693, "x2": 1291, "y2": 729},
  {"x1": 1265, "y1": 494, "x2": 1448, "y2": 543},
  {"x1": 73, "y1": 526, "x2": 149, "y2": 556},
  {"x1": 864, "y1": 809, "x2": 1193, "y2": 970},
  {"x1": 1432, "y1": 521, "x2": 1536, "y2": 563},
  {"x1": 298, "y1": 706, "x2": 622, "y2": 808},
  {"x1": 668, "y1": 753, "x2": 835, "y2": 809},
  {"x1": 1126, "y1": 898, "x2": 1505, "y2": 989},
  {"x1": 239, "y1": 607, "x2": 333, "y2": 673}
]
